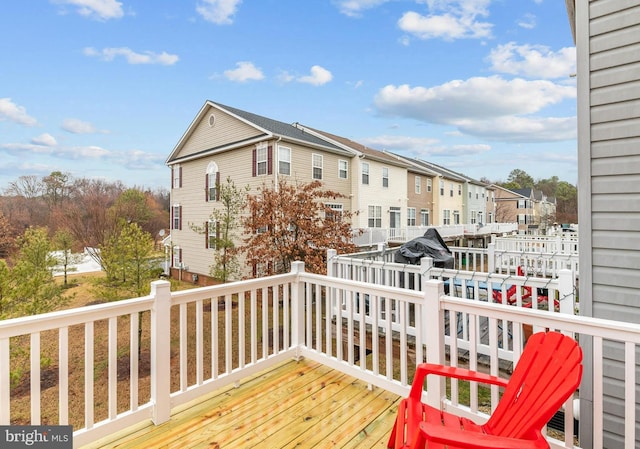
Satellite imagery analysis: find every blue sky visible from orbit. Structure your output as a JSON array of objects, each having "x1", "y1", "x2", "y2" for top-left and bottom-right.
[{"x1": 0, "y1": 0, "x2": 577, "y2": 190}]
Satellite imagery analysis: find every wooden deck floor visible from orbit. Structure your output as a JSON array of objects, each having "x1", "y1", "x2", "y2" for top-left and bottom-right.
[{"x1": 81, "y1": 359, "x2": 401, "y2": 448}]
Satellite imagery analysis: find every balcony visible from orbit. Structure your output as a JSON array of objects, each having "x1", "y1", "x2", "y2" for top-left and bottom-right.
[{"x1": 1, "y1": 260, "x2": 638, "y2": 448}]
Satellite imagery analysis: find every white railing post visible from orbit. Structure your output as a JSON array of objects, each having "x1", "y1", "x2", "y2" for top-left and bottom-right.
[
  {"x1": 419, "y1": 257, "x2": 434, "y2": 343},
  {"x1": 558, "y1": 269, "x2": 575, "y2": 315},
  {"x1": 424, "y1": 279, "x2": 445, "y2": 409},
  {"x1": 290, "y1": 261, "x2": 306, "y2": 359},
  {"x1": 150, "y1": 279, "x2": 172, "y2": 424},
  {"x1": 487, "y1": 242, "x2": 495, "y2": 273},
  {"x1": 0, "y1": 337, "x2": 9, "y2": 424},
  {"x1": 326, "y1": 250, "x2": 337, "y2": 321},
  {"x1": 326, "y1": 249, "x2": 337, "y2": 278}
]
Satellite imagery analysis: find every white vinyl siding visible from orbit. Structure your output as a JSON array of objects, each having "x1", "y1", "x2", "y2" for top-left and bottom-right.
[{"x1": 578, "y1": 1, "x2": 640, "y2": 442}]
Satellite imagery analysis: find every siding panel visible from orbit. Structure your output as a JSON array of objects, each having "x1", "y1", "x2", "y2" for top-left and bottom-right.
[
  {"x1": 592, "y1": 136, "x2": 640, "y2": 158},
  {"x1": 591, "y1": 79, "x2": 640, "y2": 106},
  {"x1": 591, "y1": 61, "x2": 640, "y2": 89},
  {"x1": 590, "y1": 42, "x2": 640, "y2": 71},
  {"x1": 590, "y1": 97, "x2": 640, "y2": 123}
]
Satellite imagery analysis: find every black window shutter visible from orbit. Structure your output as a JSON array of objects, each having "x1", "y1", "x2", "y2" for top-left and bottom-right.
[
  {"x1": 205, "y1": 221, "x2": 209, "y2": 248},
  {"x1": 267, "y1": 146, "x2": 273, "y2": 175},
  {"x1": 205, "y1": 174, "x2": 209, "y2": 201},
  {"x1": 179, "y1": 167, "x2": 182, "y2": 188},
  {"x1": 252, "y1": 149, "x2": 257, "y2": 177},
  {"x1": 216, "y1": 172, "x2": 221, "y2": 201}
]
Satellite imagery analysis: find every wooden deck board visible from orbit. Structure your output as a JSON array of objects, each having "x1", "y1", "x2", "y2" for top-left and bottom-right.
[{"x1": 81, "y1": 358, "x2": 401, "y2": 449}]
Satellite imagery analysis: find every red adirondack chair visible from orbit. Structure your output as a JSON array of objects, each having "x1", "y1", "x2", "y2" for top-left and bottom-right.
[{"x1": 387, "y1": 331, "x2": 582, "y2": 449}]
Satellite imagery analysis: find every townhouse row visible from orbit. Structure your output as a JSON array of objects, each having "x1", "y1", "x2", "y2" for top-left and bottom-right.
[{"x1": 166, "y1": 101, "x2": 556, "y2": 281}]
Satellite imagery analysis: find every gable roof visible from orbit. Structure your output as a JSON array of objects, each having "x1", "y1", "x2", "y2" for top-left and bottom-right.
[
  {"x1": 166, "y1": 100, "x2": 348, "y2": 164},
  {"x1": 293, "y1": 124, "x2": 408, "y2": 168}
]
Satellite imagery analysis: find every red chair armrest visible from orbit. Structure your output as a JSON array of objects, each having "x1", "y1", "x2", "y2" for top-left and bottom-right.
[
  {"x1": 418, "y1": 422, "x2": 549, "y2": 449},
  {"x1": 409, "y1": 363, "x2": 509, "y2": 399}
]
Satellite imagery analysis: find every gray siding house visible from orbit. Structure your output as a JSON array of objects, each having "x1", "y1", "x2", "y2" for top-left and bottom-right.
[{"x1": 569, "y1": 1, "x2": 640, "y2": 447}]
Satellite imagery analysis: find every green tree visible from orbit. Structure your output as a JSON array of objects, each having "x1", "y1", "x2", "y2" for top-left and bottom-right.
[
  {"x1": 241, "y1": 180, "x2": 359, "y2": 275},
  {"x1": 555, "y1": 181, "x2": 578, "y2": 223},
  {"x1": 98, "y1": 221, "x2": 155, "y2": 300},
  {"x1": 10, "y1": 227, "x2": 66, "y2": 316},
  {"x1": 504, "y1": 169, "x2": 535, "y2": 190},
  {"x1": 193, "y1": 177, "x2": 248, "y2": 282},
  {"x1": 0, "y1": 260, "x2": 11, "y2": 319},
  {"x1": 53, "y1": 229, "x2": 82, "y2": 287}
]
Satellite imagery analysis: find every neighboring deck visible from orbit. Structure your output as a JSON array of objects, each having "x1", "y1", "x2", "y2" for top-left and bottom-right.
[{"x1": 80, "y1": 358, "x2": 400, "y2": 448}]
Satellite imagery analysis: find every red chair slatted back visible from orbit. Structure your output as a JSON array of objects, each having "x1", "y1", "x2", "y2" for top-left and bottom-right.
[{"x1": 484, "y1": 331, "x2": 583, "y2": 439}]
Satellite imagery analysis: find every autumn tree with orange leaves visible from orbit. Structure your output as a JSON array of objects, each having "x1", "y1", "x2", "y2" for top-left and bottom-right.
[{"x1": 241, "y1": 180, "x2": 359, "y2": 275}]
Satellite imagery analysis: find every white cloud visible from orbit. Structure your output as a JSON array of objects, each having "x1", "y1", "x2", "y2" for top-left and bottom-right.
[
  {"x1": 373, "y1": 76, "x2": 576, "y2": 142},
  {"x1": 455, "y1": 116, "x2": 577, "y2": 142},
  {"x1": 359, "y1": 135, "x2": 440, "y2": 152},
  {"x1": 83, "y1": 47, "x2": 179, "y2": 65},
  {"x1": 487, "y1": 42, "x2": 576, "y2": 79},
  {"x1": 333, "y1": 0, "x2": 390, "y2": 17},
  {"x1": 398, "y1": 0, "x2": 493, "y2": 41},
  {"x1": 517, "y1": 13, "x2": 536, "y2": 29},
  {"x1": 52, "y1": 0, "x2": 124, "y2": 20},
  {"x1": 62, "y1": 118, "x2": 100, "y2": 134},
  {"x1": 31, "y1": 133, "x2": 58, "y2": 146},
  {"x1": 297, "y1": 65, "x2": 333, "y2": 86},
  {"x1": 116, "y1": 149, "x2": 166, "y2": 169},
  {"x1": 224, "y1": 61, "x2": 264, "y2": 82},
  {"x1": 196, "y1": 0, "x2": 242, "y2": 24},
  {"x1": 0, "y1": 98, "x2": 38, "y2": 126}
]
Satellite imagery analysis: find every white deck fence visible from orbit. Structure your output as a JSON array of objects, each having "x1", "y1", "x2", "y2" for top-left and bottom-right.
[{"x1": 0, "y1": 261, "x2": 635, "y2": 449}]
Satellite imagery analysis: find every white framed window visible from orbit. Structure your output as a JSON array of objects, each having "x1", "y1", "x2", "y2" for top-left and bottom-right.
[
  {"x1": 470, "y1": 210, "x2": 477, "y2": 224},
  {"x1": 338, "y1": 160, "x2": 348, "y2": 179},
  {"x1": 312, "y1": 153, "x2": 323, "y2": 180},
  {"x1": 367, "y1": 205, "x2": 382, "y2": 227},
  {"x1": 478, "y1": 211, "x2": 484, "y2": 224},
  {"x1": 440, "y1": 180, "x2": 445, "y2": 196},
  {"x1": 382, "y1": 167, "x2": 389, "y2": 187},
  {"x1": 172, "y1": 247, "x2": 182, "y2": 268},
  {"x1": 172, "y1": 204, "x2": 182, "y2": 230},
  {"x1": 426, "y1": 178, "x2": 432, "y2": 192},
  {"x1": 415, "y1": 176, "x2": 421, "y2": 194},
  {"x1": 453, "y1": 210, "x2": 460, "y2": 224},
  {"x1": 279, "y1": 146, "x2": 291, "y2": 175},
  {"x1": 325, "y1": 203, "x2": 343, "y2": 221},
  {"x1": 420, "y1": 209, "x2": 429, "y2": 226},
  {"x1": 362, "y1": 162, "x2": 370, "y2": 185},
  {"x1": 207, "y1": 220, "x2": 217, "y2": 249},
  {"x1": 206, "y1": 161, "x2": 219, "y2": 202},
  {"x1": 256, "y1": 144, "x2": 268, "y2": 175},
  {"x1": 172, "y1": 165, "x2": 181, "y2": 188},
  {"x1": 450, "y1": 183, "x2": 454, "y2": 197},
  {"x1": 443, "y1": 209, "x2": 451, "y2": 225},
  {"x1": 407, "y1": 207, "x2": 416, "y2": 226},
  {"x1": 458, "y1": 184, "x2": 462, "y2": 196}
]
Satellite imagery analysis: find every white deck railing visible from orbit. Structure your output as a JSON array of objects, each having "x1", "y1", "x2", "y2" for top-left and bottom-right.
[{"x1": 0, "y1": 262, "x2": 636, "y2": 449}]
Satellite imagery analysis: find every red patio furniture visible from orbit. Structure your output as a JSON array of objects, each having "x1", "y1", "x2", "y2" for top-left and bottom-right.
[{"x1": 387, "y1": 331, "x2": 582, "y2": 449}]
